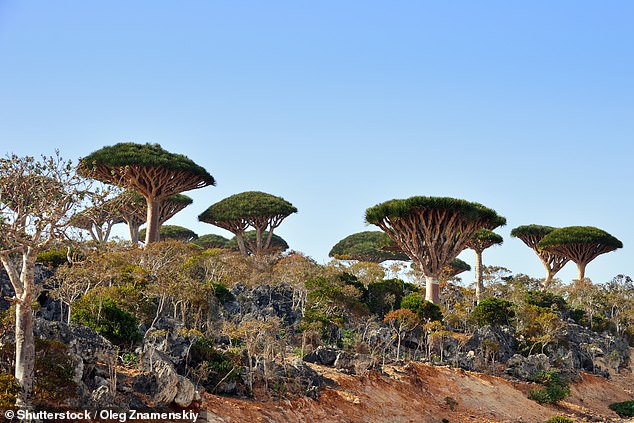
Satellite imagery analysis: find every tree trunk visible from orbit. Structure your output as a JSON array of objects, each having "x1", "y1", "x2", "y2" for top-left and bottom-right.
[
  {"x1": 129, "y1": 220, "x2": 141, "y2": 245},
  {"x1": 577, "y1": 262, "x2": 586, "y2": 281},
  {"x1": 255, "y1": 226, "x2": 263, "y2": 256},
  {"x1": 235, "y1": 233, "x2": 247, "y2": 256},
  {"x1": 475, "y1": 250, "x2": 484, "y2": 303},
  {"x1": 15, "y1": 297, "x2": 35, "y2": 407},
  {"x1": 542, "y1": 266, "x2": 554, "y2": 290},
  {"x1": 145, "y1": 197, "x2": 161, "y2": 244},
  {"x1": 424, "y1": 275, "x2": 440, "y2": 304},
  {"x1": 14, "y1": 250, "x2": 37, "y2": 407}
]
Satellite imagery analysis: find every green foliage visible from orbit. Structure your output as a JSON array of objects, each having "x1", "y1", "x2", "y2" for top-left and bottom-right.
[
  {"x1": 71, "y1": 294, "x2": 142, "y2": 346},
  {"x1": 401, "y1": 292, "x2": 443, "y2": 322},
  {"x1": 527, "y1": 371, "x2": 570, "y2": 404},
  {"x1": 36, "y1": 248, "x2": 69, "y2": 267},
  {"x1": 366, "y1": 279, "x2": 414, "y2": 316},
  {"x1": 545, "y1": 416, "x2": 573, "y2": 423},
  {"x1": 470, "y1": 229, "x2": 503, "y2": 246},
  {"x1": 33, "y1": 338, "x2": 77, "y2": 403},
  {"x1": 227, "y1": 231, "x2": 289, "y2": 253},
  {"x1": 609, "y1": 401, "x2": 634, "y2": 417},
  {"x1": 192, "y1": 234, "x2": 230, "y2": 249},
  {"x1": 79, "y1": 142, "x2": 215, "y2": 184},
  {"x1": 302, "y1": 274, "x2": 369, "y2": 341},
  {"x1": 139, "y1": 225, "x2": 198, "y2": 242},
  {"x1": 365, "y1": 196, "x2": 505, "y2": 228},
  {"x1": 188, "y1": 338, "x2": 242, "y2": 391},
  {"x1": 472, "y1": 297, "x2": 514, "y2": 326},
  {"x1": 538, "y1": 226, "x2": 623, "y2": 250},
  {"x1": 212, "y1": 283, "x2": 235, "y2": 303},
  {"x1": 510, "y1": 225, "x2": 556, "y2": 238},
  {"x1": 199, "y1": 191, "x2": 297, "y2": 223},
  {"x1": 329, "y1": 231, "x2": 410, "y2": 263},
  {"x1": 525, "y1": 290, "x2": 567, "y2": 311},
  {"x1": 0, "y1": 372, "x2": 19, "y2": 409}
]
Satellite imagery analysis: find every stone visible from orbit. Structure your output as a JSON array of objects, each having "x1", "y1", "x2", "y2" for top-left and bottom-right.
[
  {"x1": 505, "y1": 354, "x2": 551, "y2": 380},
  {"x1": 303, "y1": 346, "x2": 339, "y2": 366},
  {"x1": 465, "y1": 325, "x2": 517, "y2": 362},
  {"x1": 174, "y1": 376, "x2": 196, "y2": 407},
  {"x1": 139, "y1": 347, "x2": 180, "y2": 405}
]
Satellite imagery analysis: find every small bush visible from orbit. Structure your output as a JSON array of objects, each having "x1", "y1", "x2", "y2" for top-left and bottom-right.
[
  {"x1": 545, "y1": 417, "x2": 573, "y2": 423},
  {"x1": 525, "y1": 290, "x2": 566, "y2": 310},
  {"x1": 472, "y1": 297, "x2": 514, "y2": 326},
  {"x1": 36, "y1": 248, "x2": 68, "y2": 267},
  {"x1": 527, "y1": 371, "x2": 570, "y2": 404},
  {"x1": 401, "y1": 292, "x2": 442, "y2": 322},
  {"x1": 71, "y1": 295, "x2": 141, "y2": 346},
  {"x1": 212, "y1": 283, "x2": 235, "y2": 303},
  {"x1": 188, "y1": 338, "x2": 242, "y2": 391},
  {"x1": 609, "y1": 401, "x2": 634, "y2": 417}
]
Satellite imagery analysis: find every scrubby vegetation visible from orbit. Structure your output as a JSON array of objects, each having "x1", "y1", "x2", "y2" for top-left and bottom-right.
[
  {"x1": 608, "y1": 400, "x2": 634, "y2": 418},
  {"x1": 0, "y1": 148, "x2": 630, "y2": 417}
]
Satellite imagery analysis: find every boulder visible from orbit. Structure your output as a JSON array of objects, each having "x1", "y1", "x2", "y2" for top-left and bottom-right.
[
  {"x1": 142, "y1": 317, "x2": 192, "y2": 369},
  {"x1": 33, "y1": 318, "x2": 115, "y2": 386},
  {"x1": 303, "y1": 346, "x2": 339, "y2": 366},
  {"x1": 505, "y1": 354, "x2": 551, "y2": 380},
  {"x1": 228, "y1": 283, "x2": 302, "y2": 326},
  {"x1": 138, "y1": 347, "x2": 180, "y2": 405},
  {"x1": 465, "y1": 325, "x2": 517, "y2": 362},
  {"x1": 174, "y1": 376, "x2": 196, "y2": 407},
  {"x1": 558, "y1": 322, "x2": 629, "y2": 375},
  {"x1": 334, "y1": 350, "x2": 355, "y2": 373}
]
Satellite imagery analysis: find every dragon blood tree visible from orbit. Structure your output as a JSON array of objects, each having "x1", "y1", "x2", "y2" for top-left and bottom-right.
[
  {"x1": 191, "y1": 233, "x2": 230, "y2": 249},
  {"x1": 198, "y1": 191, "x2": 296, "y2": 256},
  {"x1": 466, "y1": 229, "x2": 503, "y2": 302},
  {"x1": 329, "y1": 231, "x2": 411, "y2": 263},
  {"x1": 78, "y1": 143, "x2": 215, "y2": 244},
  {"x1": 227, "y1": 230, "x2": 289, "y2": 254},
  {"x1": 439, "y1": 258, "x2": 471, "y2": 282},
  {"x1": 365, "y1": 196, "x2": 505, "y2": 304},
  {"x1": 510, "y1": 224, "x2": 569, "y2": 289},
  {"x1": 139, "y1": 225, "x2": 198, "y2": 243},
  {"x1": 69, "y1": 193, "x2": 124, "y2": 243},
  {"x1": 537, "y1": 226, "x2": 623, "y2": 282},
  {"x1": 111, "y1": 191, "x2": 146, "y2": 244},
  {"x1": 113, "y1": 191, "x2": 194, "y2": 243}
]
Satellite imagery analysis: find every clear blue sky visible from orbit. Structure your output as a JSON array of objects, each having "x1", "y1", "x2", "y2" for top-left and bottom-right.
[{"x1": 1, "y1": 1, "x2": 632, "y2": 284}]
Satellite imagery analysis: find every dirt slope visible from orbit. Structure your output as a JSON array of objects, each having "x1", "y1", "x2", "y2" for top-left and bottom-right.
[{"x1": 201, "y1": 355, "x2": 634, "y2": 423}]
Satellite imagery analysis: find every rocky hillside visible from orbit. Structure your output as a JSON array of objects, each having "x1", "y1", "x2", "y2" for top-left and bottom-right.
[{"x1": 202, "y1": 358, "x2": 634, "y2": 423}]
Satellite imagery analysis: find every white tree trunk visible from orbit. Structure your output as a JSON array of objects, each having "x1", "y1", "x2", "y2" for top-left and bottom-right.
[
  {"x1": 11, "y1": 249, "x2": 37, "y2": 407},
  {"x1": 145, "y1": 198, "x2": 161, "y2": 244},
  {"x1": 424, "y1": 275, "x2": 440, "y2": 304},
  {"x1": 475, "y1": 251, "x2": 484, "y2": 303}
]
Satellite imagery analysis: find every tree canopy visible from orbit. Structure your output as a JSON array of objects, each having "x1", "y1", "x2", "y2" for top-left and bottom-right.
[
  {"x1": 467, "y1": 229, "x2": 503, "y2": 253},
  {"x1": 511, "y1": 224, "x2": 569, "y2": 288},
  {"x1": 78, "y1": 142, "x2": 214, "y2": 244},
  {"x1": 366, "y1": 196, "x2": 505, "y2": 304},
  {"x1": 199, "y1": 191, "x2": 296, "y2": 256},
  {"x1": 191, "y1": 234, "x2": 230, "y2": 249},
  {"x1": 537, "y1": 226, "x2": 623, "y2": 281},
  {"x1": 139, "y1": 225, "x2": 198, "y2": 243},
  {"x1": 329, "y1": 231, "x2": 410, "y2": 263}
]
